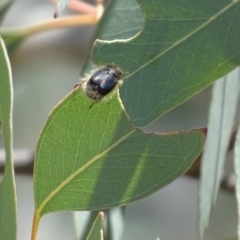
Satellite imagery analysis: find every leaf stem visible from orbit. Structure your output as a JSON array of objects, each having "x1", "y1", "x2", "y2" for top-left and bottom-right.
[
  {"x1": 31, "y1": 210, "x2": 40, "y2": 240},
  {"x1": 0, "y1": 14, "x2": 98, "y2": 39}
]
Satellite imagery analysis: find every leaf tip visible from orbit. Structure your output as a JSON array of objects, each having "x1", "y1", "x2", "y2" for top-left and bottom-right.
[{"x1": 99, "y1": 211, "x2": 104, "y2": 218}]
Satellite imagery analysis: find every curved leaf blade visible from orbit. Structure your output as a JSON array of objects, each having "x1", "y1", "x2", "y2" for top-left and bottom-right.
[
  {"x1": 92, "y1": 0, "x2": 240, "y2": 127},
  {"x1": 34, "y1": 88, "x2": 205, "y2": 217},
  {"x1": 0, "y1": 37, "x2": 17, "y2": 240}
]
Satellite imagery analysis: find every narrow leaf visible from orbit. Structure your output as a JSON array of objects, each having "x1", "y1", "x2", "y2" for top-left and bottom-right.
[
  {"x1": 92, "y1": 0, "x2": 240, "y2": 127},
  {"x1": 0, "y1": 37, "x2": 17, "y2": 240},
  {"x1": 234, "y1": 69, "x2": 240, "y2": 240},
  {"x1": 74, "y1": 211, "x2": 98, "y2": 240},
  {"x1": 75, "y1": 208, "x2": 124, "y2": 240},
  {"x1": 198, "y1": 68, "x2": 240, "y2": 239},
  {"x1": 86, "y1": 212, "x2": 104, "y2": 240}
]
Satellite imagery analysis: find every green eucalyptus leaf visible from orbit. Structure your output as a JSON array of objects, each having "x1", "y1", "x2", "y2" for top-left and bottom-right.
[
  {"x1": 33, "y1": 0, "x2": 206, "y2": 232},
  {"x1": 0, "y1": 37, "x2": 17, "y2": 240},
  {"x1": 86, "y1": 212, "x2": 104, "y2": 240},
  {"x1": 198, "y1": 69, "x2": 240, "y2": 239},
  {"x1": 34, "y1": 88, "x2": 205, "y2": 217},
  {"x1": 92, "y1": 0, "x2": 240, "y2": 127}
]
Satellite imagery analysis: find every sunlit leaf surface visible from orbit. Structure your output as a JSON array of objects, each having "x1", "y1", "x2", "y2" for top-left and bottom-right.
[{"x1": 34, "y1": 89, "x2": 205, "y2": 216}]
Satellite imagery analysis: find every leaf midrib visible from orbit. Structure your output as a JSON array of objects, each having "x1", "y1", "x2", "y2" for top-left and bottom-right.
[{"x1": 37, "y1": 129, "x2": 135, "y2": 215}]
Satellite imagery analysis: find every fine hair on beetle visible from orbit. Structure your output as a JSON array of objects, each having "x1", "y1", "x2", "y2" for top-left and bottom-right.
[{"x1": 79, "y1": 64, "x2": 124, "y2": 108}]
